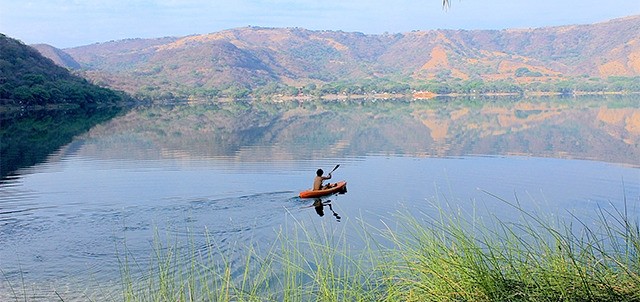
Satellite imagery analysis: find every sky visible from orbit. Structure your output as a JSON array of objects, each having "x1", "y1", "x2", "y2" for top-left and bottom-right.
[{"x1": 1, "y1": 0, "x2": 639, "y2": 49}]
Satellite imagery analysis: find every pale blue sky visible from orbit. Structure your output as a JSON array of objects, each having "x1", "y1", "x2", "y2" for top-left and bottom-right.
[{"x1": 1, "y1": 0, "x2": 639, "y2": 48}]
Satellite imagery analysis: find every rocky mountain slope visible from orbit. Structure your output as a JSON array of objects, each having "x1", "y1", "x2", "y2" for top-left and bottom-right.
[{"x1": 34, "y1": 15, "x2": 640, "y2": 98}]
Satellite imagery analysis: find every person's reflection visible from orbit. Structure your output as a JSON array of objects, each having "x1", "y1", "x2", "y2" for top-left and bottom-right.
[{"x1": 313, "y1": 198, "x2": 341, "y2": 222}]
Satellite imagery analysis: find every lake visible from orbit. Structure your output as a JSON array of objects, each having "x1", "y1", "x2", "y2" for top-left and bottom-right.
[{"x1": 1, "y1": 96, "x2": 639, "y2": 300}]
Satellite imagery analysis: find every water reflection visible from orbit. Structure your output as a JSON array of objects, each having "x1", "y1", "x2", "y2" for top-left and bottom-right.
[
  {"x1": 0, "y1": 96, "x2": 637, "y2": 299},
  {"x1": 0, "y1": 106, "x2": 124, "y2": 179},
  {"x1": 312, "y1": 199, "x2": 342, "y2": 222},
  {"x1": 75, "y1": 96, "x2": 639, "y2": 167}
]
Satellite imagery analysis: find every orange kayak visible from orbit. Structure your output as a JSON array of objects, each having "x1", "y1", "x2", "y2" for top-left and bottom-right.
[{"x1": 299, "y1": 181, "x2": 347, "y2": 198}]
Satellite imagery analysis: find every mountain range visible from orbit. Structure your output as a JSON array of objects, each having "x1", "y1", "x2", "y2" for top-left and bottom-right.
[{"x1": 32, "y1": 15, "x2": 640, "y2": 99}]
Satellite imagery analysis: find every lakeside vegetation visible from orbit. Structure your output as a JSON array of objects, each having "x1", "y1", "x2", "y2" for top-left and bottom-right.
[
  {"x1": 135, "y1": 75, "x2": 640, "y2": 102},
  {"x1": 108, "y1": 197, "x2": 640, "y2": 301}
]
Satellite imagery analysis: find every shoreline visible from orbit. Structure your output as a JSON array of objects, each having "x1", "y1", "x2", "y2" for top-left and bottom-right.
[
  {"x1": 265, "y1": 90, "x2": 639, "y2": 102},
  {"x1": 2, "y1": 90, "x2": 638, "y2": 111}
]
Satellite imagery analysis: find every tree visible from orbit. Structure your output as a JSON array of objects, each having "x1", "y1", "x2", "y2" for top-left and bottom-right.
[{"x1": 515, "y1": 67, "x2": 531, "y2": 77}]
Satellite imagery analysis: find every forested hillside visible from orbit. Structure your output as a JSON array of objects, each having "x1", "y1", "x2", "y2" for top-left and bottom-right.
[{"x1": 0, "y1": 34, "x2": 129, "y2": 107}]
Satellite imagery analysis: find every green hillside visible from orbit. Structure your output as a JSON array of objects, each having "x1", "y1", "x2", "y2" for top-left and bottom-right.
[{"x1": 0, "y1": 34, "x2": 129, "y2": 107}]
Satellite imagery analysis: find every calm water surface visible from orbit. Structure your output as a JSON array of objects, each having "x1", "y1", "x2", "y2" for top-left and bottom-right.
[{"x1": 1, "y1": 96, "x2": 639, "y2": 299}]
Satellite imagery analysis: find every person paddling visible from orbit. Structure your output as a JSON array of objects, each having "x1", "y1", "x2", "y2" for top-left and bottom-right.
[{"x1": 313, "y1": 168, "x2": 333, "y2": 190}]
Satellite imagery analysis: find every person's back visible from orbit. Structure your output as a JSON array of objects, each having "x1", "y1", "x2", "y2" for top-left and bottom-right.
[{"x1": 313, "y1": 168, "x2": 331, "y2": 190}]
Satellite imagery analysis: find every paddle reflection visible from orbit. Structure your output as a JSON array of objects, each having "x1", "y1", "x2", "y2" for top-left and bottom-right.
[{"x1": 313, "y1": 198, "x2": 341, "y2": 222}]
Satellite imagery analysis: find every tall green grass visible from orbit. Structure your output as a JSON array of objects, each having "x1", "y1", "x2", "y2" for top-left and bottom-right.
[
  {"x1": 375, "y1": 194, "x2": 640, "y2": 301},
  {"x1": 118, "y1": 220, "x2": 379, "y2": 301},
  {"x1": 3, "y1": 193, "x2": 637, "y2": 301},
  {"x1": 115, "y1": 194, "x2": 640, "y2": 302}
]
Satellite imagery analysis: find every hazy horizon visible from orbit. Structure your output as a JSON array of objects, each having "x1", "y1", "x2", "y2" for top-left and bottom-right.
[{"x1": 1, "y1": 0, "x2": 639, "y2": 48}]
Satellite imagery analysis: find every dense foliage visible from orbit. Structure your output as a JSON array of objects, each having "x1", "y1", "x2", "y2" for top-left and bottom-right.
[
  {"x1": 0, "y1": 34, "x2": 129, "y2": 107},
  {"x1": 246, "y1": 76, "x2": 640, "y2": 101},
  {"x1": 127, "y1": 74, "x2": 640, "y2": 101}
]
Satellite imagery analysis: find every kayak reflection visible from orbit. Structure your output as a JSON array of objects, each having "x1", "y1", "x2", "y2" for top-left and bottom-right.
[{"x1": 313, "y1": 199, "x2": 341, "y2": 222}]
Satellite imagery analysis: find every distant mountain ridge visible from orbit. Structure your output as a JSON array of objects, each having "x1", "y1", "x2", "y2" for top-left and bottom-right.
[
  {"x1": 33, "y1": 15, "x2": 640, "y2": 99},
  {"x1": 30, "y1": 44, "x2": 81, "y2": 69}
]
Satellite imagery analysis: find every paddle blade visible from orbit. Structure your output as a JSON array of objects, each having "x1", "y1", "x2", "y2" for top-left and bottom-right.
[{"x1": 330, "y1": 164, "x2": 340, "y2": 173}]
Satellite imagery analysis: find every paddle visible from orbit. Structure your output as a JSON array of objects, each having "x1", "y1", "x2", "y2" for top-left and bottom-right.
[
  {"x1": 328, "y1": 164, "x2": 340, "y2": 175},
  {"x1": 325, "y1": 164, "x2": 340, "y2": 189}
]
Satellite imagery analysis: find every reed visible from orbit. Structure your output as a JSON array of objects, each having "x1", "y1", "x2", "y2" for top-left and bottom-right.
[
  {"x1": 95, "y1": 194, "x2": 640, "y2": 301},
  {"x1": 117, "y1": 220, "x2": 379, "y2": 301},
  {"x1": 374, "y1": 194, "x2": 640, "y2": 301}
]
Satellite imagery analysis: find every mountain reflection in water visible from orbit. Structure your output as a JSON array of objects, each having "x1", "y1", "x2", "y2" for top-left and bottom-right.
[
  {"x1": 0, "y1": 106, "x2": 124, "y2": 179},
  {"x1": 77, "y1": 96, "x2": 639, "y2": 167},
  {"x1": 0, "y1": 95, "x2": 638, "y2": 300}
]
